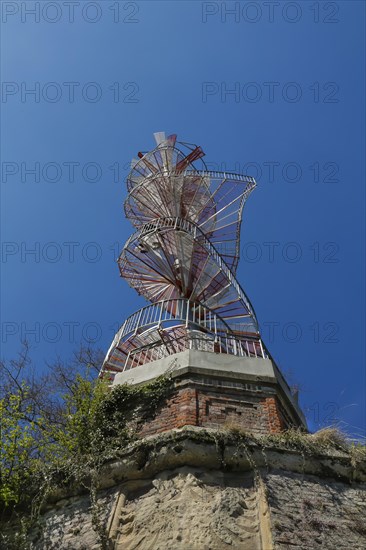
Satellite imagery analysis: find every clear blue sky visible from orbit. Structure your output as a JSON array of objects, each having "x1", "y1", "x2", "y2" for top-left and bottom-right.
[{"x1": 1, "y1": 1, "x2": 365, "y2": 437}]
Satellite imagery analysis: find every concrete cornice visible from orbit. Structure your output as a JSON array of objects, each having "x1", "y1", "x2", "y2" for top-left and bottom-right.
[{"x1": 46, "y1": 427, "x2": 366, "y2": 505}]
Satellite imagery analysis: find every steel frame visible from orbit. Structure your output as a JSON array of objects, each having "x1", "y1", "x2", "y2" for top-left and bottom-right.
[{"x1": 101, "y1": 133, "x2": 262, "y2": 379}]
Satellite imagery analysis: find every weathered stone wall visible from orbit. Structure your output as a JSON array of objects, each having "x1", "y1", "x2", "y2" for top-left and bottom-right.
[
  {"x1": 113, "y1": 468, "x2": 263, "y2": 550},
  {"x1": 267, "y1": 471, "x2": 366, "y2": 549},
  {"x1": 30, "y1": 488, "x2": 117, "y2": 550},
  {"x1": 15, "y1": 427, "x2": 366, "y2": 550}
]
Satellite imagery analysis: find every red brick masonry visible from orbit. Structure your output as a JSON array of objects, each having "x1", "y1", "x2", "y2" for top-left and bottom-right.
[{"x1": 139, "y1": 380, "x2": 289, "y2": 437}]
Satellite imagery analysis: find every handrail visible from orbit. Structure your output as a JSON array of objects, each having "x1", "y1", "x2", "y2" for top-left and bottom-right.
[
  {"x1": 127, "y1": 167, "x2": 256, "y2": 191},
  {"x1": 102, "y1": 304, "x2": 267, "y2": 375},
  {"x1": 122, "y1": 331, "x2": 267, "y2": 372},
  {"x1": 117, "y1": 298, "x2": 231, "y2": 340}
]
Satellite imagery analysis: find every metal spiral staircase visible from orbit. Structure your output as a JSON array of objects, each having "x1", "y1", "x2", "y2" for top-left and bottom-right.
[{"x1": 101, "y1": 133, "x2": 267, "y2": 379}]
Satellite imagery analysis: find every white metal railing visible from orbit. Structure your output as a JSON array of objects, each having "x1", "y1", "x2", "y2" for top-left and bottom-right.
[
  {"x1": 118, "y1": 298, "x2": 229, "y2": 340},
  {"x1": 127, "y1": 167, "x2": 256, "y2": 191},
  {"x1": 122, "y1": 331, "x2": 266, "y2": 372},
  {"x1": 101, "y1": 299, "x2": 267, "y2": 377},
  {"x1": 185, "y1": 169, "x2": 256, "y2": 185}
]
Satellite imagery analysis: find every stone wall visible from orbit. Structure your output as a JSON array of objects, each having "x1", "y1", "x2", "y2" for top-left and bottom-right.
[
  {"x1": 267, "y1": 471, "x2": 366, "y2": 549},
  {"x1": 10, "y1": 427, "x2": 366, "y2": 550},
  {"x1": 30, "y1": 488, "x2": 117, "y2": 550}
]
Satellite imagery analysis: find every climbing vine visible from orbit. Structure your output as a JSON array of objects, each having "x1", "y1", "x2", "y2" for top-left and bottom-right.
[{"x1": 0, "y1": 344, "x2": 173, "y2": 548}]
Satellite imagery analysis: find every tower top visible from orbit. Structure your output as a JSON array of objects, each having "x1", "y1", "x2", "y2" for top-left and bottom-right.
[
  {"x1": 102, "y1": 133, "x2": 261, "y2": 377},
  {"x1": 100, "y1": 133, "x2": 306, "y2": 434}
]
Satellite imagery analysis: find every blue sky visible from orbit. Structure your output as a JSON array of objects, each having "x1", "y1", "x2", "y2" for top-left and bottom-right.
[{"x1": 1, "y1": 1, "x2": 365, "y2": 436}]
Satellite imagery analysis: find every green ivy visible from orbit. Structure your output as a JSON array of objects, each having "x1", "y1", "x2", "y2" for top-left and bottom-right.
[{"x1": 0, "y1": 372, "x2": 173, "y2": 546}]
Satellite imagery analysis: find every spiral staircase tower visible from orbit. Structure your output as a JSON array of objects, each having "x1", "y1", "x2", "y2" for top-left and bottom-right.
[{"x1": 101, "y1": 133, "x2": 306, "y2": 435}]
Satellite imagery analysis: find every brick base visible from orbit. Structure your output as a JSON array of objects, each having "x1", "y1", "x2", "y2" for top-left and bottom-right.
[{"x1": 139, "y1": 377, "x2": 292, "y2": 437}]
